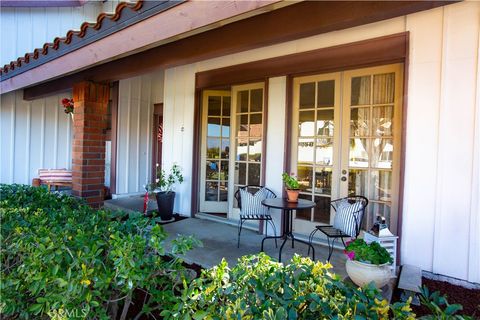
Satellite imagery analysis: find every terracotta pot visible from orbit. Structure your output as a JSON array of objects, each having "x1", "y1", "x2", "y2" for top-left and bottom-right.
[
  {"x1": 345, "y1": 259, "x2": 391, "y2": 288},
  {"x1": 285, "y1": 189, "x2": 299, "y2": 202}
]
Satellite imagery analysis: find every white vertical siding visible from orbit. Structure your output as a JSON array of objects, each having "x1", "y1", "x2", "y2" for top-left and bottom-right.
[
  {"x1": 0, "y1": 91, "x2": 72, "y2": 184},
  {"x1": 0, "y1": 1, "x2": 112, "y2": 66},
  {"x1": 116, "y1": 72, "x2": 163, "y2": 195}
]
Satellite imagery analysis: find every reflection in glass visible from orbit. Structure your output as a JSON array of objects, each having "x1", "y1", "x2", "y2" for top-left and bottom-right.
[
  {"x1": 250, "y1": 89, "x2": 263, "y2": 112},
  {"x1": 236, "y1": 115, "x2": 249, "y2": 136},
  {"x1": 221, "y1": 139, "x2": 229, "y2": 159},
  {"x1": 314, "y1": 167, "x2": 332, "y2": 195},
  {"x1": 237, "y1": 90, "x2": 249, "y2": 113},
  {"x1": 249, "y1": 114, "x2": 262, "y2": 138},
  {"x1": 313, "y1": 196, "x2": 331, "y2": 223},
  {"x1": 207, "y1": 138, "x2": 220, "y2": 159},
  {"x1": 221, "y1": 117, "x2": 230, "y2": 137},
  {"x1": 315, "y1": 138, "x2": 333, "y2": 165},
  {"x1": 349, "y1": 138, "x2": 369, "y2": 168},
  {"x1": 351, "y1": 76, "x2": 371, "y2": 105},
  {"x1": 219, "y1": 182, "x2": 228, "y2": 201},
  {"x1": 236, "y1": 162, "x2": 246, "y2": 185},
  {"x1": 371, "y1": 138, "x2": 393, "y2": 169},
  {"x1": 299, "y1": 111, "x2": 315, "y2": 136},
  {"x1": 207, "y1": 117, "x2": 221, "y2": 137},
  {"x1": 316, "y1": 109, "x2": 334, "y2": 136},
  {"x1": 317, "y1": 80, "x2": 335, "y2": 108},
  {"x1": 222, "y1": 96, "x2": 231, "y2": 116},
  {"x1": 297, "y1": 165, "x2": 313, "y2": 190},
  {"x1": 299, "y1": 82, "x2": 315, "y2": 109},
  {"x1": 205, "y1": 181, "x2": 218, "y2": 201},
  {"x1": 298, "y1": 138, "x2": 314, "y2": 164},
  {"x1": 350, "y1": 108, "x2": 369, "y2": 137},
  {"x1": 248, "y1": 139, "x2": 262, "y2": 162},
  {"x1": 373, "y1": 73, "x2": 395, "y2": 104},
  {"x1": 248, "y1": 163, "x2": 260, "y2": 185},
  {"x1": 208, "y1": 96, "x2": 222, "y2": 116},
  {"x1": 371, "y1": 170, "x2": 392, "y2": 201},
  {"x1": 348, "y1": 169, "x2": 368, "y2": 197},
  {"x1": 296, "y1": 193, "x2": 312, "y2": 220},
  {"x1": 206, "y1": 161, "x2": 218, "y2": 179},
  {"x1": 236, "y1": 139, "x2": 248, "y2": 161},
  {"x1": 220, "y1": 161, "x2": 229, "y2": 181},
  {"x1": 372, "y1": 106, "x2": 393, "y2": 136}
]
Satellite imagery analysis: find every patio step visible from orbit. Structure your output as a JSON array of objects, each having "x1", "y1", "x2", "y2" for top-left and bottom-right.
[{"x1": 398, "y1": 264, "x2": 422, "y2": 305}]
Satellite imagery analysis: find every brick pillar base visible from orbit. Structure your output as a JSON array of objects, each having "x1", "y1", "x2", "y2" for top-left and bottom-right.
[{"x1": 72, "y1": 81, "x2": 109, "y2": 207}]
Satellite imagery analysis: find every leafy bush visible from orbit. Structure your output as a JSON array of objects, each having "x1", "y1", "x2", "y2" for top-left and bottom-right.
[
  {"x1": 344, "y1": 239, "x2": 393, "y2": 265},
  {"x1": 164, "y1": 253, "x2": 415, "y2": 320},
  {"x1": 419, "y1": 286, "x2": 472, "y2": 320},
  {"x1": 0, "y1": 184, "x2": 200, "y2": 319}
]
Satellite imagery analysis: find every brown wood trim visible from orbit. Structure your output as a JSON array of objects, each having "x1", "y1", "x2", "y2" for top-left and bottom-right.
[
  {"x1": 259, "y1": 78, "x2": 269, "y2": 233},
  {"x1": 191, "y1": 87, "x2": 202, "y2": 217},
  {"x1": 109, "y1": 81, "x2": 119, "y2": 195},
  {"x1": 152, "y1": 103, "x2": 164, "y2": 182},
  {"x1": 196, "y1": 33, "x2": 408, "y2": 89},
  {"x1": 23, "y1": 1, "x2": 455, "y2": 100},
  {"x1": 154, "y1": 103, "x2": 163, "y2": 116}
]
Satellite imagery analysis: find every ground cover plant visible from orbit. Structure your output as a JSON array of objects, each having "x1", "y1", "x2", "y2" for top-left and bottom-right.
[{"x1": 0, "y1": 184, "x2": 199, "y2": 319}]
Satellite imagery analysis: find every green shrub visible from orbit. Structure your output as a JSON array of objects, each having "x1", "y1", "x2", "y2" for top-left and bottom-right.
[
  {"x1": 345, "y1": 239, "x2": 393, "y2": 265},
  {"x1": 164, "y1": 253, "x2": 415, "y2": 320},
  {"x1": 419, "y1": 286, "x2": 472, "y2": 320},
  {"x1": 0, "y1": 184, "x2": 200, "y2": 319}
]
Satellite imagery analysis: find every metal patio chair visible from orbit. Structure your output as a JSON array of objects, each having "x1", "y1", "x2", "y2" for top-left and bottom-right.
[
  {"x1": 308, "y1": 195, "x2": 368, "y2": 261},
  {"x1": 235, "y1": 185, "x2": 278, "y2": 248}
]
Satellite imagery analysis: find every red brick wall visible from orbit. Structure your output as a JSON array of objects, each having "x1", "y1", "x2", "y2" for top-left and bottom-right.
[{"x1": 72, "y1": 81, "x2": 109, "y2": 207}]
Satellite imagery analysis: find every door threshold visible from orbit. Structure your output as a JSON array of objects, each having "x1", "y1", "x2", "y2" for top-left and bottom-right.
[{"x1": 196, "y1": 212, "x2": 258, "y2": 232}]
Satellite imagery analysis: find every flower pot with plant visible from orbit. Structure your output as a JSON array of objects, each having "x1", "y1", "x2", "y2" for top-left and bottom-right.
[
  {"x1": 344, "y1": 238, "x2": 393, "y2": 288},
  {"x1": 150, "y1": 164, "x2": 184, "y2": 221},
  {"x1": 282, "y1": 172, "x2": 300, "y2": 202}
]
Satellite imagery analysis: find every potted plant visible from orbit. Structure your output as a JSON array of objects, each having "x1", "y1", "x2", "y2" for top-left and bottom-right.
[
  {"x1": 344, "y1": 238, "x2": 393, "y2": 288},
  {"x1": 282, "y1": 172, "x2": 300, "y2": 202},
  {"x1": 151, "y1": 164, "x2": 184, "y2": 221}
]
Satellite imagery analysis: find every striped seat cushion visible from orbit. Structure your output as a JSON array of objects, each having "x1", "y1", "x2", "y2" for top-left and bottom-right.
[
  {"x1": 239, "y1": 188, "x2": 274, "y2": 217},
  {"x1": 332, "y1": 199, "x2": 363, "y2": 237},
  {"x1": 38, "y1": 169, "x2": 72, "y2": 182}
]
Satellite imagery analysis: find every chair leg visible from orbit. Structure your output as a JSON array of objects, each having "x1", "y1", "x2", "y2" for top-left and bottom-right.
[
  {"x1": 269, "y1": 220, "x2": 278, "y2": 248},
  {"x1": 327, "y1": 237, "x2": 338, "y2": 262},
  {"x1": 308, "y1": 228, "x2": 319, "y2": 255},
  {"x1": 237, "y1": 218, "x2": 244, "y2": 248}
]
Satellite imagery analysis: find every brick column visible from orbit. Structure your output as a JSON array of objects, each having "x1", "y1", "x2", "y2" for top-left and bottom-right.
[{"x1": 72, "y1": 81, "x2": 109, "y2": 207}]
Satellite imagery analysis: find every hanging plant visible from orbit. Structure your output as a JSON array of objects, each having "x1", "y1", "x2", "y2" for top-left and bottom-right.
[{"x1": 61, "y1": 98, "x2": 74, "y2": 115}]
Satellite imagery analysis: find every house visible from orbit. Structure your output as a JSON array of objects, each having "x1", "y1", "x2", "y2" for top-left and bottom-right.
[{"x1": 0, "y1": 0, "x2": 478, "y2": 285}]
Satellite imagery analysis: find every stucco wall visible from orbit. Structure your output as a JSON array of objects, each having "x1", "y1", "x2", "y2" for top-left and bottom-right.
[
  {"x1": 0, "y1": 91, "x2": 72, "y2": 184},
  {"x1": 161, "y1": 2, "x2": 480, "y2": 283}
]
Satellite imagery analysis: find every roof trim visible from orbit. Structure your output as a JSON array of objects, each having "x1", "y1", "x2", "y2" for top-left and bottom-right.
[{"x1": 0, "y1": 0, "x2": 183, "y2": 80}]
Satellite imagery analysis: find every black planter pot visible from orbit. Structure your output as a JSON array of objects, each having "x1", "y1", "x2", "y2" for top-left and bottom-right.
[{"x1": 155, "y1": 191, "x2": 175, "y2": 221}]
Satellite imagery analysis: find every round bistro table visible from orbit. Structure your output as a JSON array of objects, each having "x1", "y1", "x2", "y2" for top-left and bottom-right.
[{"x1": 261, "y1": 198, "x2": 316, "y2": 262}]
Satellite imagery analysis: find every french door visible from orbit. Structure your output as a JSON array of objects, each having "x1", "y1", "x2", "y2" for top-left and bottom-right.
[
  {"x1": 291, "y1": 64, "x2": 403, "y2": 236},
  {"x1": 199, "y1": 83, "x2": 265, "y2": 218}
]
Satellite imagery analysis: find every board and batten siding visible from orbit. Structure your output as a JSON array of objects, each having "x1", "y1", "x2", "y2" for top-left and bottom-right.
[
  {"x1": 0, "y1": 1, "x2": 109, "y2": 66},
  {"x1": 0, "y1": 90, "x2": 72, "y2": 184},
  {"x1": 161, "y1": 1, "x2": 479, "y2": 283},
  {"x1": 115, "y1": 72, "x2": 164, "y2": 195}
]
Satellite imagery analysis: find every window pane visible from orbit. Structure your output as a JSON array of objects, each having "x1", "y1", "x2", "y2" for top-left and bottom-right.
[
  {"x1": 299, "y1": 110, "x2": 315, "y2": 136},
  {"x1": 349, "y1": 138, "x2": 369, "y2": 168},
  {"x1": 220, "y1": 160, "x2": 229, "y2": 181},
  {"x1": 250, "y1": 89, "x2": 263, "y2": 112},
  {"x1": 208, "y1": 96, "x2": 222, "y2": 116},
  {"x1": 248, "y1": 163, "x2": 261, "y2": 185},
  {"x1": 297, "y1": 165, "x2": 313, "y2": 191},
  {"x1": 205, "y1": 182, "x2": 218, "y2": 201},
  {"x1": 315, "y1": 138, "x2": 333, "y2": 166},
  {"x1": 236, "y1": 139, "x2": 248, "y2": 161},
  {"x1": 236, "y1": 115, "x2": 249, "y2": 137},
  {"x1": 222, "y1": 96, "x2": 231, "y2": 116},
  {"x1": 219, "y1": 182, "x2": 228, "y2": 201},
  {"x1": 235, "y1": 162, "x2": 246, "y2": 185},
  {"x1": 371, "y1": 170, "x2": 392, "y2": 201},
  {"x1": 220, "y1": 138, "x2": 229, "y2": 159},
  {"x1": 296, "y1": 193, "x2": 312, "y2": 220},
  {"x1": 299, "y1": 82, "x2": 315, "y2": 109},
  {"x1": 348, "y1": 169, "x2": 368, "y2": 197},
  {"x1": 373, "y1": 73, "x2": 395, "y2": 104},
  {"x1": 350, "y1": 107, "x2": 369, "y2": 137},
  {"x1": 351, "y1": 76, "x2": 371, "y2": 105},
  {"x1": 207, "y1": 138, "x2": 220, "y2": 159},
  {"x1": 248, "y1": 139, "x2": 262, "y2": 162},
  {"x1": 298, "y1": 138, "x2": 314, "y2": 164},
  {"x1": 313, "y1": 196, "x2": 331, "y2": 223},
  {"x1": 372, "y1": 106, "x2": 393, "y2": 137},
  {"x1": 316, "y1": 109, "x2": 334, "y2": 137},
  {"x1": 314, "y1": 167, "x2": 332, "y2": 195},
  {"x1": 237, "y1": 90, "x2": 249, "y2": 113},
  {"x1": 249, "y1": 113, "x2": 262, "y2": 138},
  {"x1": 206, "y1": 161, "x2": 219, "y2": 180},
  {"x1": 221, "y1": 117, "x2": 230, "y2": 137},
  {"x1": 371, "y1": 138, "x2": 393, "y2": 169},
  {"x1": 207, "y1": 117, "x2": 221, "y2": 137},
  {"x1": 317, "y1": 80, "x2": 335, "y2": 108}
]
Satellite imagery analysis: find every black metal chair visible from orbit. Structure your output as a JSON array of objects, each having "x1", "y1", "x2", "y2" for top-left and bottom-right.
[
  {"x1": 235, "y1": 185, "x2": 278, "y2": 248},
  {"x1": 308, "y1": 195, "x2": 368, "y2": 261}
]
